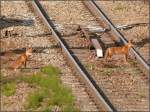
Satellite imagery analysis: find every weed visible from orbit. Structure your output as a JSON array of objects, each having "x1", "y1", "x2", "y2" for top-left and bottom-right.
[
  {"x1": 85, "y1": 63, "x2": 94, "y2": 70},
  {"x1": 114, "y1": 2, "x2": 126, "y2": 11},
  {"x1": 25, "y1": 90, "x2": 47, "y2": 110},
  {"x1": 41, "y1": 65, "x2": 61, "y2": 76},
  {"x1": 21, "y1": 65, "x2": 77, "y2": 111},
  {"x1": 20, "y1": 73, "x2": 50, "y2": 88},
  {"x1": 2, "y1": 82, "x2": 16, "y2": 96},
  {"x1": 49, "y1": 85, "x2": 74, "y2": 106}
]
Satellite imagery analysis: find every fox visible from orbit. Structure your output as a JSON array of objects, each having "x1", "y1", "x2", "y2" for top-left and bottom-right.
[
  {"x1": 11, "y1": 47, "x2": 33, "y2": 71},
  {"x1": 105, "y1": 40, "x2": 133, "y2": 63}
]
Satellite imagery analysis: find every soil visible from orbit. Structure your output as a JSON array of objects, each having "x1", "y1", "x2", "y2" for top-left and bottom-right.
[{"x1": 1, "y1": 1, "x2": 98, "y2": 111}]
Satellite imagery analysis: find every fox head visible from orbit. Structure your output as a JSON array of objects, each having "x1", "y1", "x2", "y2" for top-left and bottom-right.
[
  {"x1": 26, "y1": 47, "x2": 33, "y2": 56},
  {"x1": 127, "y1": 39, "x2": 133, "y2": 48}
]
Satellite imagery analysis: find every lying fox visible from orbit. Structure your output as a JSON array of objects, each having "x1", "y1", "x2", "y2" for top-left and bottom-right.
[
  {"x1": 11, "y1": 47, "x2": 33, "y2": 71},
  {"x1": 105, "y1": 40, "x2": 133, "y2": 63}
]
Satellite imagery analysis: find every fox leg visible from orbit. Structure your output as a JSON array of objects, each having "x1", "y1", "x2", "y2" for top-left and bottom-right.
[
  {"x1": 13, "y1": 66, "x2": 18, "y2": 71},
  {"x1": 105, "y1": 55, "x2": 111, "y2": 62},
  {"x1": 123, "y1": 55, "x2": 128, "y2": 64},
  {"x1": 9, "y1": 31, "x2": 11, "y2": 37},
  {"x1": 104, "y1": 49, "x2": 110, "y2": 62},
  {"x1": 105, "y1": 51, "x2": 111, "y2": 61},
  {"x1": 125, "y1": 54, "x2": 128, "y2": 61},
  {"x1": 23, "y1": 61, "x2": 27, "y2": 68},
  {"x1": 104, "y1": 51, "x2": 107, "y2": 61},
  {"x1": 14, "y1": 68, "x2": 17, "y2": 71},
  {"x1": 108, "y1": 55, "x2": 112, "y2": 61},
  {"x1": 8, "y1": 31, "x2": 11, "y2": 37},
  {"x1": 105, "y1": 55, "x2": 108, "y2": 61},
  {"x1": 105, "y1": 55, "x2": 108, "y2": 62},
  {"x1": 5, "y1": 30, "x2": 8, "y2": 37}
]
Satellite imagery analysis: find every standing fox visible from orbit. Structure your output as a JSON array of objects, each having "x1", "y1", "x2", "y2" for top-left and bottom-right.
[
  {"x1": 12, "y1": 48, "x2": 33, "y2": 71},
  {"x1": 105, "y1": 40, "x2": 133, "y2": 63}
]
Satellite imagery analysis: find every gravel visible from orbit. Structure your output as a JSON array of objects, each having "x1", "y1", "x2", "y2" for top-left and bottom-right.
[
  {"x1": 1, "y1": 1, "x2": 98, "y2": 111},
  {"x1": 96, "y1": 1, "x2": 149, "y2": 64}
]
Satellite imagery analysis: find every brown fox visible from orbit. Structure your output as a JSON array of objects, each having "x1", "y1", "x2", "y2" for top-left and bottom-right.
[
  {"x1": 105, "y1": 40, "x2": 133, "y2": 63},
  {"x1": 11, "y1": 47, "x2": 33, "y2": 71}
]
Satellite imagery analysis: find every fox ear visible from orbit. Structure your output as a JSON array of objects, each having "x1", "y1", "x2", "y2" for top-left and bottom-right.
[
  {"x1": 29, "y1": 47, "x2": 33, "y2": 51},
  {"x1": 26, "y1": 47, "x2": 32, "y2": 51}
]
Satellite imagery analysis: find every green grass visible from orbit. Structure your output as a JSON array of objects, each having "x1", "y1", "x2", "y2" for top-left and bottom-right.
[
  {"x1": 19, "y1": 65, "x2": 77, "y2": 111},
  {"x1": 49, "y1": 86, "x2": 74, "y2": 106},
  {"x1": 25, "y1": 90, "x2": 46, "y2": 109},
  {"x1": 41, "y1": 65, "x2": 61, "y2": 76},
  {"x1": 2, "y1": 82, "x2": 16, "y2": 96},
  {"x1": 85, "y1": 63, "x2": 94, "y2": 70}
]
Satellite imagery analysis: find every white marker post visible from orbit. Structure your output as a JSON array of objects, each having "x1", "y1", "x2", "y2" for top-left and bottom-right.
[
  {"x1": 91, "y1": 39, "x2": 103, "y2": 58},
  {"x1": 96, "y1": 49, "x2": 103, "y2": 57}
]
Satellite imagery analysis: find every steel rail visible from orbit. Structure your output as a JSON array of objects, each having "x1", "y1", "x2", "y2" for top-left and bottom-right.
[
  {"x1": 30, "y1": 0, "x2": 117, "y2": 111},
  {"x1": 83, "y1": 0, "x2": 149, "y2": 73}
]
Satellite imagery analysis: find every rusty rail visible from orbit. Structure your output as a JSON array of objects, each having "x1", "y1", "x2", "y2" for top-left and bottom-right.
[
  {"x1": 83, "y1": 0, "x2": 149, "y2": 74},
  {"x1": 29, "y1": 0, "x2": 117, "y2": 111}
]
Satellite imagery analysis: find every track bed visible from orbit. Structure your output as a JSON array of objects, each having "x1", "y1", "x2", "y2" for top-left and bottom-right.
[
  {"x1": 96, "y1": 1, "x2": 149, "y2": 64},
  {"x1": 1, "y1": 1, "x2": 98, "y2": 111},
  {"x1": 40, "y1": 1, "x2": 149, "y2": 111}
]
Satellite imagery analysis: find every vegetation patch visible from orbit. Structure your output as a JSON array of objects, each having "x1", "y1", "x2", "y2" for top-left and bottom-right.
[
  {"x1": 41, "y1": 65, "x2": 61, "y2": 76},
  {"x1": 85, "y1": 63, "x2": 94, "y2": 70},
  {"x1": 19, "y1": 65, "x2": 78, "y2": 111},
  {"x1": 2, "y1": 82, "x2": 16, "y2": 96},
  {"x1": 25, "y1": 90, "x2": 47, "y2": 110},
  {"x1": 114, "y1": 2, "x2": 127, "y2": 11}
]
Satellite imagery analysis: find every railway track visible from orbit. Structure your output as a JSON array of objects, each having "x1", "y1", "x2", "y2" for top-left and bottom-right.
[
  {"x1": 30, "y1": 0, "x2": 117, "y2": 111},
  {"x1": 1, "y1": 1, "x2": 101, "y2": 111},
  {"x1": 83, "y1": 1, "x2": 149, "y2": 111},
  {"x1": 84, "y1": 1, "x2": 149, "y2": 74},
  {"x1": 95, "y1": 0, "x2": 149, "y2": 70},
  {"x1": 30, "y1": 0, "x2": 149, "y2": 111}
]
